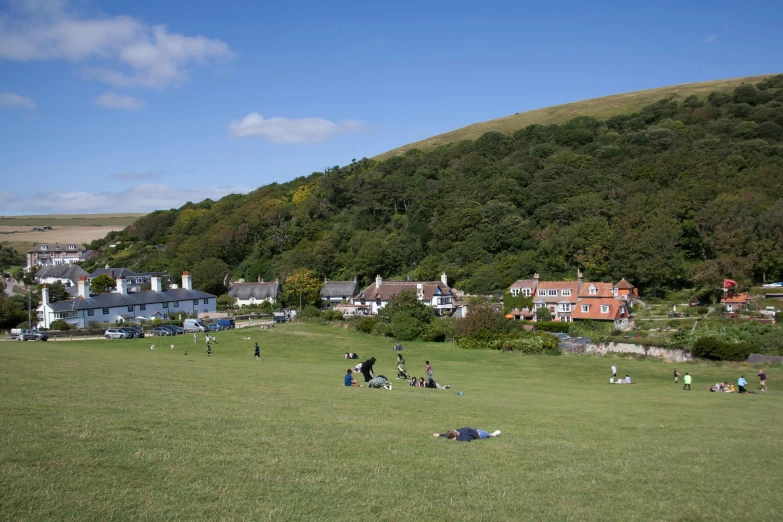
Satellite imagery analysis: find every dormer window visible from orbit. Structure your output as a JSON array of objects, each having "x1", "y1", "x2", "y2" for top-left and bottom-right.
[
  {"x1": 522, "y1": 288, "x2": 531, "y2": 297},
  {"x1": 511, "y1": 289, "x2": 520, "y2": 297},
  {"x1": 68, "y1": 244, "x2": 75, "y2": 249},
  {"x1": 581, "y1": 305, "x2": 590, "y2": 313},
  {"x1": 548, "y1": 289, "x2": 557, "y2": 296},
  {"x1": 601, "y1": 305, "x2": 610, "y2": 313},
  {"x1": 589, "y1": 285, "x2": 597, "y2": 295},
  {"x1": 562, "y1": 289, "x2": 571, "y2": 296},
  {"x1": 40, "y1": 244, "x2": 48, "y2": 250}
]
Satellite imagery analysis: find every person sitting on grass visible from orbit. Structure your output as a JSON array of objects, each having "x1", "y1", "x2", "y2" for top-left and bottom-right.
[
  {"x1": 433, "y1": 427, "x2": 501, "y2": 442},
  {"x1": 623, "y1": 375, "x2": 632, "y2": 384},
  {"x1": 427, "y1": 369, "x2": 450, "y2": 389},
  {"x1": 344, "y1": 369, "x2": 360, "y2": 387}
]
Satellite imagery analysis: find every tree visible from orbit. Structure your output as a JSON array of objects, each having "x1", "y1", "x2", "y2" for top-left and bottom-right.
[
  {"x1": 191, "y1": 257, "x2": 230, "y2": 296},
  {"x1": 453, "y1": 304, "x2": 507, "y2": 340},
  {"x1": 536, "y1": 307, "x2": 552, "y2": 322},
  {"x1": 90, "y1": 274, "x2": 116, "y2": 294},
  {"x1": 0, "y1": 294, "x2": 26, "y2": 330},
  {"x1": 380, "y1": 289, "x2": 434, "y2": 325},
  {"x1": 283, "y1": 268, "x2": 323, "y2": 308},
  {"x1": 45, "y1": 281, "x2": 70, "y2": 303},
  {"x1": 216, "y1": 294, "x2": 235, "y2": 311}
]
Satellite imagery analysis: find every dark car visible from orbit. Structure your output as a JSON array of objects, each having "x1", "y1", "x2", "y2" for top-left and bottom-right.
[
  {"x1": 166, "y1": 325, "x2": 184, "y2": 335},
  {"x1": 151, "y1": 327, "x2": 172, "y2": 336},
  {"x1": 14, "y1": 329, "x2": 48, "y2": 341},
  {"x1": 118, "y1": 327, "x2": 139, "y2": 338},
  {"x1": 207, "y1": 323, "x2": 226, "y2": 331},
  {"x1": 127, "y1": 327, "x2": 145, "y2": 338}
]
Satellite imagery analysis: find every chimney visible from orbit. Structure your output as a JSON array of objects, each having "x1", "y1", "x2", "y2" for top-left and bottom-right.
[
  {"x1": 534, "y1": 273, "x2": 540, "y2": 282},
  {"x1": 577, "y1": 269, "x2": 584, "y2": 283},
  {"x1": 116, "y1": 277, "x2": 128, "y2": 295},
  {"x1": 376, "y1": 274, "x2": 382, "y2": 288},
  {"x1": 257, "y1": 275, "x2": 261, "y2": 283},
  {"x1": 354, "y1": 275, "x2": 357, "y2": 283},
  {"x1": 78, "y1": 276, "x2": 89, "y2": 298},
  {"x1": 416, "y1": 283, "x2": 424, "y2": 300},
  {"x1": 110, "y1": 269, "x2": 114, "y2": 279},
  {"x1": 441, "y1": 272, "x2": 448, "y2": 286},
  {"x1": 42, "y1": 284, "x2": 49, "y2": 305},
  {"x1": 182, "y1": 272, "x2": 192, "y2": 291},
  {"x1": 324, "y1": 276, "x2": 328, "y2": 283},
  {"x1": 151, "y1": 276, "x2": 162, "y2": 292}
]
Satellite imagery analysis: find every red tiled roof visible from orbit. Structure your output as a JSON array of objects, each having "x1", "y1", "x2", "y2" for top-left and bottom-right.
[
  {"x1": 721, "y1": 293, "x2": 749, "y2": 304},
  {"x1": 538, "y1": 281, "x2": 577, "y2": 289},
  {"x1": 577, "y1": 282, "x2": 615, "y2": 298},
  {"x1": 572, "y1": 298, "x2": 626, "y2": 320},
  {"x1": 615, "y1": 278, "x2": 634, "y2": 290}
]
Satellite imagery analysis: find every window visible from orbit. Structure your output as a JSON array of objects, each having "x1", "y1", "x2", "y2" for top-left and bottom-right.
[
  {"x1": 538, "y1": 290, "x2": 545, "y2": 296},
  {"x1": 562, "y1": 289, "x2": 571, "y2": 296},
  {"x1": 558, "y1": 303, "x2": 571, "y2": 312},
  {"x1": 203, "y1": 298, "x2": 208, "y2": 304},
  {"x1": 140, "y1": 305, "x2": 146, "y2": 311},
  {"x1": 174, "y1": 301, "x2": 179, "y2": 308},
  {"x1": 163, "y1": 313, "x2": 168, "y2": 319},
  {"x1": 589, "y1": 285, "x2": 597, "y2": 295},
  {"x1": 511, "y1": 288, "x2": 520, "y2": 297},
  {"x1": 68, "y1": 244, "x2": 75, "y2": 249},
  {"x1": 102, "y1": 308, "x2": 109, "y2": 314},
  {"x1": 581, "y1": 305, "x2": 590, "y2": 313},
  {"x1": 193, "y1": 300, "x2": 199, "y2": 306},
  {"x1": 601, "y1": 305, "x2": 610, "y2": 313},
  {"x1": 41, "y1": 244, "x2": 48, "y2": 250},
  {"x1": 163, "y1": 302, "x2": 169, "y2": 308},
  {"x1": 548, "y1": 289, "x2": 557, "y2": 296},
  {"x1": 88, "y1": 309, "x2": 94, "y2": 316},
  {"x1": 127, "y1": 306, "x2": 133, "y2": 312},
  {"x1": 522, "y1": 288, "x2": 531, "y2": 297}
]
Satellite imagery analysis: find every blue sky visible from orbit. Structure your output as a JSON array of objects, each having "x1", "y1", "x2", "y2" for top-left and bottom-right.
[{"x1": 1, "y1": 0, "x2": 781, "y2": 214}]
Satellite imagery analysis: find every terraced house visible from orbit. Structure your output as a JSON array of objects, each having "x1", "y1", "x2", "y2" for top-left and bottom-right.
[
  {"x1": 509, "y1": 271, "x2": 636, "y2": 329},
  {"x1": 36, "y1": 272, "x2": 216, "y2": 329},
  {"x1": 353, "y1": 273, "x2": 455, "y2": 316},
  {"x1": 25, "y1": 243, "x2": 96, "y2": 271}
]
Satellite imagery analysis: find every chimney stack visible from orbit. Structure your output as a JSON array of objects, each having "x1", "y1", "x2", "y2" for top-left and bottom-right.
[
  {"x1": 42, "y1": 284, "x2": 49, "y2": 305},
  {"x1": 577, "y1": 269, "x2": 584, "y2": 283},
  {"x1": 376, "y1": 274, "x2": 382, "y2": 288},
  {"x1": 441, "y1": 272, "x2": 448, "y2": 286},
  {"x1": 534, "y1": 273, "x2": 540, "y2": 282},
  {"x1": 182, "y1": 272, "x2": 192, "y2": 291},
  {"x1": 78, "y1": 276, "x2": 89, "y2": 298},
  {"x1": 116, "y1": 277, "x2": 128, "y2": 295},
  {"x1": 151, "y1": 276, "x2": 162, "y2": 292},
  {"x1": 110, "y1": 269, "x2": 114, "y2": 279}
]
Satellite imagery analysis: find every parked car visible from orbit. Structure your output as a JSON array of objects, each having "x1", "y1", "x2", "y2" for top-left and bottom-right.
[
  {"x1": 105, "y1": 328, "x2": 130, "y2": 339},
  {"x1": 127, "y1": 327, "x2": 145, "y2": 338},
  {"x1": 11, "y1": 328, "x2": 48, "y2": 341},
  {"x1": 118, "y1": 327, "x2": 140, "y2": 338},
  {"x1": 166, "y1": 325, "x2": 184, "y2": 335},
  {"x1": 151, "y1": 327, "x2": 172, "y2": 336},
  {"x1": 216, "y1": 318, "x2": 235, "y2": 329},
  {"x1": 762, "y1": 282, "x2": 783, "y2": 288},
  {"x1": 207, "y1": 323, "x2": 225, "y2": 331},
  {"x1": 183, "y1": 319, "x2": 207, "y2": 332}
]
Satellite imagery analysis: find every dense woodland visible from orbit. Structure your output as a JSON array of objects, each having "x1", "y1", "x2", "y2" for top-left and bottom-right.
[{"x1": 85, "y1": 75, "x2": 783, "y2": 300}]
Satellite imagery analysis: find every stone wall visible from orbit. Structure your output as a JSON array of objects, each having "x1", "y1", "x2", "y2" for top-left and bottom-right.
[{"x1": 587, "y1": 342, "x2": 688, "y2": 361}]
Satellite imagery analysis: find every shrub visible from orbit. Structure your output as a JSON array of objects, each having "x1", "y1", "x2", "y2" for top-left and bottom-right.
[
  {"x1": 421, "y1": 318, "x2": 453, "y2": 342},
  {"x1": 298, "y1": 305, "x2": 323, "y2": 321},
  {"x1": 697, "y1": 306, "x2": 709, "y2": 315},
  {"x1": 453, "y1": 305, "x2": 507, "y2": 340},
  {"x1": 391, "y1": 313, "x2": 425, "y2": 341},
  {"x1": 355, "y1": 316, "x2": 378, "y2": 334},
  {"x1": 50, "y1": 319, "x2": 71, "y2": 331},
  {"x1": 533, "y1": 322, "x2": 570, "y2": 333},
  {"x1": 322, "y1": 309, "x2": 343, "y2": 321},
  {"x1": 692, "y1": 336, "x2": 752, "y2": 361}
]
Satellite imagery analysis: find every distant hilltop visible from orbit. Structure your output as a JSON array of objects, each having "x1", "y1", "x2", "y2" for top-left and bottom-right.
[{"x1": 376, "y1": 74, "x2": 779, "y2": 159}]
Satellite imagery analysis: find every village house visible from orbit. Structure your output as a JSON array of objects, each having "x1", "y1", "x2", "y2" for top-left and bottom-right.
[
  {"x1": 89, "y1": 267, "x2": 171, "y2": 293},
  {"x1": 352, "y1": 273, "x2": 456, "y2": 316},
  {"x1": 228, "y1": 278, "x2": 282, "y2": 307},
  {"x1": 34, "y1": 264, "x2": 90, "y2": 287},
  {"x1": 508, "y1": 271, "x2": 634, "y2": 329},
  {"x1": 320, "y1": 277, "x2": 360, "y2": 308},
  {"x1": 36, "y1": 272, "x2": 216, "y2": 329},
  {"x1": 721, "y1": 292, "x2": 751, "y2": 313},
  {"x1": 26, "y1": 243, "x2": 94, "y2": 271}
]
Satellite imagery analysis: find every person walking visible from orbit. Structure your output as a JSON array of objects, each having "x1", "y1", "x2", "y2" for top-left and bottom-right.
[
  {"x1": 758, "y1": 369, "x2": 767, "y2": 391},
  {"x1": 254, "y1": 342, "x2": 260, "y2": 360},
  {"x1": 738, "y1": 375, "x2": 747, "y2": 394},
  {"x1": 683, "y1": 372, "x2": 691, "y2": 391},
  {"x1": 193, "y1": 332, "x2": 197, "y2": 343},
  {"x1": 673, "y1": 368, "x2": 680, "y2": 383},
  {"x1": 611, "y1": 364, "x2": 617, "y2": 380},
  {"x1": 206, "y1": 341, "x2": 212, "y2": 357},
  {"x1": 396, "y1": 353, "x2": 409, "y2": 380}
]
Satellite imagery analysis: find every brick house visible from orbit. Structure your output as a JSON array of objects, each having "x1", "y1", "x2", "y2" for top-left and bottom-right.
[{"x1": 26, "y1": 243, "x2": 88, "y2": 271}]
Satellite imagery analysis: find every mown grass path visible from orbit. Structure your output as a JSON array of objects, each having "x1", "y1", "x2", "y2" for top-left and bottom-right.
[{"x1": 1, "y1": 324, "x2": 781, "y2": 521}]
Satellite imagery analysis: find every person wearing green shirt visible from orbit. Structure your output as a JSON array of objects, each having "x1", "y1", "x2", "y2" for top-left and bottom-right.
[{"x1": 683, "y1": 372, "x2": 692, "y2": 391}]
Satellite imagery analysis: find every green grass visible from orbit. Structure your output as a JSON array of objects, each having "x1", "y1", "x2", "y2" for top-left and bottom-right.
[
  {"x1": 376, "y1": 73, "x2": 779, "y2": 159},
  {"x1": 1, "y1": 324, "x2": 781, "y2": 521},
  {"x1": 0, "y1": 213, "x2": 145, "y2": 227}
]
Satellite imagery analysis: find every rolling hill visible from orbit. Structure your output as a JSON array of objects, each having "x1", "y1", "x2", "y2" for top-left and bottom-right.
[{"x1": 376, "y1": 74, "x2": 777, "y2": 159}]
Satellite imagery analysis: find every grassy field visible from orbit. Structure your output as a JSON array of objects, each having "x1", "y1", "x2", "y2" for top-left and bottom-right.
[
  {"x1": 377, "y1": 73, "x2": 778, "y2": 159},
  {"x1": 1, "y1": 323, "x2": 781, "y2": 521},
  {"x1": 0, "y1": 214, "x2": 145, "y2": 227}
]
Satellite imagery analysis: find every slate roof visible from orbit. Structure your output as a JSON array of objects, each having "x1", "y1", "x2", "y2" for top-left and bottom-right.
[
  {"x1": 27, "y1": 243, "x2": 85, "y2": 253},
  {"x1": 357, "y1": 280, "x2": 452, "y2": 301},
  {"x1": 321, "y1": 280, "x2": 360, "y2": 299},
  {"x1": 90, "y1": 268, "x2": 169, "y2": 279},
  {"x1": 228, "y1": 282, "x2": 281, "y2": 300},
  {"x1": 36, "y1": 264, "x2": 90, "y2": 283},
  {"x1": 47, "y1": 288, "x2": 215, "y2": 312}
]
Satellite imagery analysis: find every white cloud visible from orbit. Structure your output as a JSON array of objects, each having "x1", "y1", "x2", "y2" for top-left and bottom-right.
[
  {"x1": 95, "y1": 92, "x2": 145, "y2": 110},
  {"x1": 229, "y1": 113, "x2": 367, "y2": 144},
  {"x1": 0, "y1": 1, "x2": 233, "y2": 89},
  {"x1": 0, "y1": 184, "x2": 253, "y2": 214},
  {"x1": 0, "y1": 91, "x2": 36, "y2": 109}
]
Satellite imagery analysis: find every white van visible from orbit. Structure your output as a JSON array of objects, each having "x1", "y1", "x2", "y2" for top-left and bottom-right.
[{"x1": 183, "y1": 319, "x2": 207, "y2": 332}]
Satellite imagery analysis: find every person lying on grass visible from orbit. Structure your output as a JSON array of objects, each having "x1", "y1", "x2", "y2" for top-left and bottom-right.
[
  {"x1": 367, "y1": 375, "x2": 392, "y2": 390},
  {"x1": 433, "y1": 428, "x2": 501, "y2": 442}
]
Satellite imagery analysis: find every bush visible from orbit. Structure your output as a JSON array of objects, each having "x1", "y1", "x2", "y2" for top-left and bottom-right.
[
  {"x1": 692, "y1": 336, "x2": 752, "y2": 361},
  {"x1": 457, "y1": 332, "x2": 561, "y2": 355},
  {"x1": 533, "y1": 322, "x2": 570, "y2": 333},
  {"x1": 355, "y1": 316, "x2": 378, "y2": 334},
  {"x1": 697, "y1": 306, "x2": 709, "y2": 315},
  {"x1": 391, "y1": 313, "x2": 425, "y2": 341},
  {"x1": 50, "y1": 319, "x2": 71, "y2": 331},
  {"x1": 298, "y1": 305, "x2": 323, "y2": 322},
  {"x1": 322, "y1": 309, "x2": 343, "y2": 321},
  {"x1": 421, "y1": 318, "x2": 453, "y2": 342},
  {"x1": 453, "y1": 305, "x2": 507, "y2": 340}
]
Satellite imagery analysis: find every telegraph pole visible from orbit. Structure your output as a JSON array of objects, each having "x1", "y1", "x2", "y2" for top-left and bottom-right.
[{"x1": 28, "y1": 286, "x2": 31, "y2": 328}]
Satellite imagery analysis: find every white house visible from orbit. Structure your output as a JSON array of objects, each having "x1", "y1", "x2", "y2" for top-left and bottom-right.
[
  {"x1": 89, "y1": 267, "x2": 170, "y2": 293},
  {"x1": 35, "y1": 264, "x2": 90, "y2": 287},
  {"x1": 353, "y1": 273, "x2": 455, "y2": 316},
  {"x1": 320, "y1": 277, "x2": 360, "y2": 308},
  {"x1": 228, "y1": 279, "x2": 282, "y2": 307},
  {"x1": 36, "y1": 272, "x2": 216, "y2": 329}
]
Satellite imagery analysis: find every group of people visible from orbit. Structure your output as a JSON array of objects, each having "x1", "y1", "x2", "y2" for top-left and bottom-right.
[{"x1": 344, "y1": 355, "x2": 449, "y2": 390}]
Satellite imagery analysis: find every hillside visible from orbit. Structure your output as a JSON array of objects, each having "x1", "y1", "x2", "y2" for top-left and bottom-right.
[
  {"x1": 79, "y1": 74, "x2": 783, "y2": 301},
  {"x1": 377, "y1": 74, "x2": 777, "y2": 159}
]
